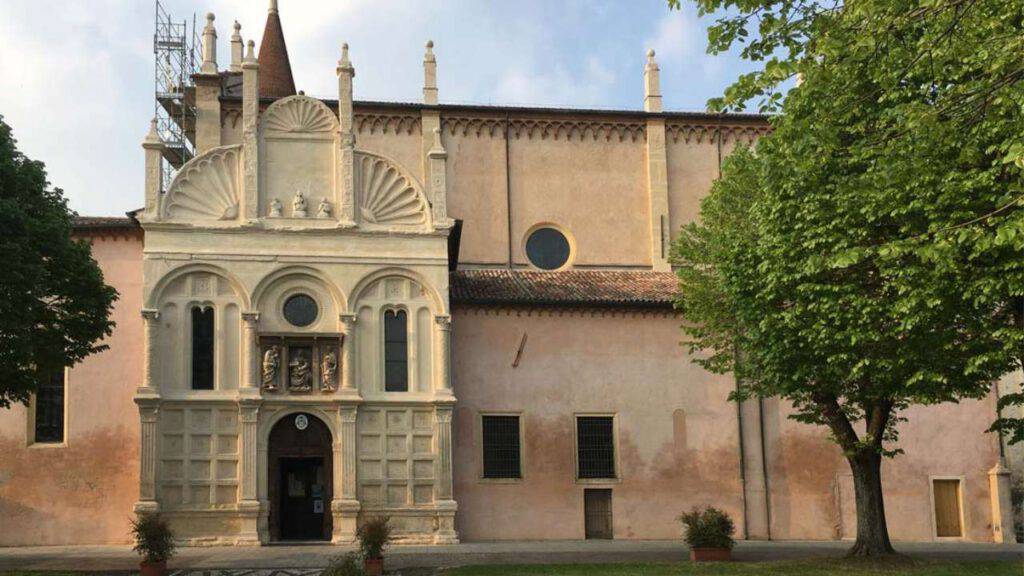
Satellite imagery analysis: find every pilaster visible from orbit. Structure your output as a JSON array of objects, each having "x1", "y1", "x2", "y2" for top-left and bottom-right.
[
  {"x1": 337, "y1": 44, "x2": 356, "y2": 227},
  {"x1": 340, "y1": 313, "x2": 359, "y2": 397},
  {"x1": 237, "y1": 399, "x2": 261, "y2": 544},
  {"x1": 645, "y1": 119, "x2": 670, "y2": 271},
  {"x1": 434, "y1": 315, "x2": 454, "y2": 398},
  {"x1": 134, "y1": 401, "x2": 160, "y2": 514},
  {"x1": 332, "y1": 405, "x2": 360, "y2": 543},
  {"x1": 434, "y1": 406, "x2": 458, "y2": 543},
  {"x1": 989, "y1": 460, "x2": 1017, "y2": 543},
  {"x1": 241, "y1": 312, "x2": 260, "y2": 393},
  {"x1": 242, "y1": 40, "x2": 260, "y2": 221},
  {"x1": 142, "y1": 122, "x2": 164, "y2": 221}
]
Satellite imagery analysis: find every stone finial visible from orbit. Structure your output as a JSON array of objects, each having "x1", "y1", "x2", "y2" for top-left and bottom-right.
[
  {"x1": 643, "y1": 48, "x2": 662, "y2": 113},
  {"x1": 269, "y1": 0, "x2": 279, "y2": 14},
  {"x1": 143, "y1": 118, "x2": 163, "y2": 147},
  {"x1": 245, "y1": 39, "x2": 256, "y2": 62},
  {"x1": 200, "y1": 12, "x2": 218, "y2": 74},
  {"x1": 423, "y1": 40, "x2": 438, "y2": 105},
  {"x1": 230, "y1": 21, "x2": 243, "y2": 72},
  {"x1": 338, "y1": 42, "x2": 353, "y2": 71}
]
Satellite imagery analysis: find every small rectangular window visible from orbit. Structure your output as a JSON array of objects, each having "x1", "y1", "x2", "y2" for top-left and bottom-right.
[
  {"x1": 482, "y1": 415, "x2": 521, "y2": 479},
  {"x1": 191, "y1": 307, "x2": 215, "y2": 390},
  {"x1": 34, "y1": 370, "x2": 65, "y2": 444},
  {"x1": 577, "y1": 416, "x2": 615, "y2": 479},
  {"x1": 384, "y1": 310, "x2": 408, "y2": 392}
]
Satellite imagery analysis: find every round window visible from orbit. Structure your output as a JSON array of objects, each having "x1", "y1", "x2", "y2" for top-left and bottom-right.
[
  {"x1": 283, "y1": 294, "x2": 318, "y2": 327},
  {"x1": 525, "y1": 227, "x2": 571, "y2": 270}
]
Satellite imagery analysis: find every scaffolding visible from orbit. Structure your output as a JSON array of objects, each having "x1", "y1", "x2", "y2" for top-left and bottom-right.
[{"x1": 153, "y1": 0, "x2": 200, "y2": 191}]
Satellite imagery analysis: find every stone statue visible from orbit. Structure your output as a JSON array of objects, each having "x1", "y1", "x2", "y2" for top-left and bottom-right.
[
  {"x1": 261, "y1": 345, "x2": 280, "y2": 391},
  {"x1": 316, "y1": 197, "x2": 332, "y2": 219},
  {"x1": 289, "y1": 349, "x2": 312, "y2": 391},
  {"x1": 320, "y1": 348, "x2": 338, "y2": 392},
  {"x1": 268, "y1": 197, "x2": 282, "y2": 218},
  {"x1": 292, "y1": 190, "x2": 308, "y2": 218}
]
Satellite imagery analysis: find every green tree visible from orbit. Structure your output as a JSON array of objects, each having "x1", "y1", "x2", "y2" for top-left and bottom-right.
[
  {"x1": 672, "y1": 0, "x2": 1024, "y2": 556},
  {"x1": 0, "y1": 116, "x2": 117, "y2": 408}
]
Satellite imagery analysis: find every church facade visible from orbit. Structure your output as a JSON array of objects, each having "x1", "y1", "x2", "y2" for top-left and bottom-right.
[{"x1": 0, "y1": 3, "x2": 1017, "y2": 546}]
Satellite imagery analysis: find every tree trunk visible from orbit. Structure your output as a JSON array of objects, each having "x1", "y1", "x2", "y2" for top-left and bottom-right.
[{"x1": 846, "y1": 451, "x2": 896, "y2": 556}]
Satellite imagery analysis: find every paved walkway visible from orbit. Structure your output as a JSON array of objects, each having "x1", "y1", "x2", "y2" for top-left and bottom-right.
[{"x1": 0, "y1": 540, "x2": 1020, "y2": 574}]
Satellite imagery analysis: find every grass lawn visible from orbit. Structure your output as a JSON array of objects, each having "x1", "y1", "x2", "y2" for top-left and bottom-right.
[{"x1": 441, "y1": 560, "x2": 1022, "y2": 576}]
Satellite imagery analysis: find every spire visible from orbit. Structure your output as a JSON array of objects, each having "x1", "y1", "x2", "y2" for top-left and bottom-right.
[{"x1": 258, "y1": 0, "x2": 296, "y2": 98}]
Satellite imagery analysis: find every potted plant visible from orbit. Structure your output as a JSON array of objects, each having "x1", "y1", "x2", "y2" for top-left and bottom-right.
[
  {"x1": 357, "y1": 516, "x2": 392, "y2": 576},
  {"x1": 679, "y1": 506, "x2": 735, "y2": 562},
  {"x1": 131, "y1": 513, "x2": 176, "y2": 576}
]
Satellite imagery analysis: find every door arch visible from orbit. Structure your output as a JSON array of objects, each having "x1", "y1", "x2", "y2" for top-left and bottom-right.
[{"x1": 268, "y1": 412, "x2": 333, "y2": 541}]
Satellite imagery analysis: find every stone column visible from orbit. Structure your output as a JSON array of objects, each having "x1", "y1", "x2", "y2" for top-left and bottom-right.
[
  {"x1": 989, "y1": 460, "x2": 1017, "y2": 543},
  {"x1": 135, "y1": 402, "x2": 160, "y2": 514},
  {"x1": 195, "y1": 13, "x2": 222, "y2": 154},
  {"x1": 142, "y1": 122, "x2": 164, "y2": 221},
  {"x1": 141, "y1": 309, "x2": 161, "y2": 392},
  {"x1": 241, "y1": 312, "x2": 260, "y2": 392},
  {"x1": 241, "y1": 40, "x2": 260, "y2": 221},
  {"x1": 336, "y1": 44, "x2": 356, "y2": 227},
  {"x1": 238, "y1": 400, "x2": 261, "y2": 544},
  {"x1": 340, "y1": 314, "x2": 359, "y2": 396},
  {"x1": 434, "y1": 406, "x2": 459, "y2": 543},
  {"x1": 332, "y1": 405, "x2": 360, "y2": 543},
  {"x1": 434, "y1": 315, "x2": 453, "y2": 398}
]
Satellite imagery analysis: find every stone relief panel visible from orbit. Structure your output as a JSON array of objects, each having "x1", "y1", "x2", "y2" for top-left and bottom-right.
[
  {"x1": 357, "y1": 407, "x2": 436, "y2": 509},
  {"x1": 163, "y1": 145, "x2": 242, "y2": 222},
  {"x1": 354, "y1": 276, "x2": 436, "y2": 395},
  {"x1": 158, "y1": 406, "x2": 240, "y2": 509},
  {"x1": 260, "y1": 95, "x2": 338, "y2": 222},
  {"x1": 155, "y1": 270, "x2": 243, "y2": 392},
  {"x1": 354, "y1": 153, "x2": 429, "y2": 228}
]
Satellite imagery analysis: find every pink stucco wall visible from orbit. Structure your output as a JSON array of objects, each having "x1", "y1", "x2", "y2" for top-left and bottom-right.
[{"x1": 0, "y1": 233, "x2": 143, "y2": 546}]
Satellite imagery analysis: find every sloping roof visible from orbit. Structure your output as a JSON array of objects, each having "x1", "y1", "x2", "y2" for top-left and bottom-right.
[
  {"x1": 450, "y1": 269, "x2": 678, "y2": 309},
  {"x1": 72, "y1": 216, "x2": 139, "y2": 230},
  {"x1": 257, "y1": 4, "x2": 296, "y2": 98}
]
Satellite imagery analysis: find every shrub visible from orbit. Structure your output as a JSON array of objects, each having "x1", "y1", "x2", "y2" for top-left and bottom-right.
[
  {"x1": 679, "y1": 506, "x2": 735, "y2": 550},
  {"x1": 357, "y1": 516, "x2": 392, "y2": 560},
  {"x1": 130, "y1": 513, "x2": 176, "y2": 564},
  {"x1": 322, "y1": 552, "x2": 364, "y2": 576}
]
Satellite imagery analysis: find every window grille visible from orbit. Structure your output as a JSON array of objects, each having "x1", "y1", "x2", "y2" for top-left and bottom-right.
[
  {"x1": 191, "y1": 306, "x2": 215, "y2": 390},
  {"x1": 482, "y1": 415, "x2": 521, "y2": 479},
  {"x1": 577, "y1": 416, "x2": 615, "y2": 479},
  {"x1": 35, "y1": 370, "x2": 65, "y2": 443},
  {"x1": 384, "y1": 310, "x2": 408, "y2": 392}
]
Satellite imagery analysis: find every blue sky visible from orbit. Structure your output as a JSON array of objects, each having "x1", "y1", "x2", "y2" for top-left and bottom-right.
[{"x1": 0, "y1": 0, "x2": 757, "y2": 216}]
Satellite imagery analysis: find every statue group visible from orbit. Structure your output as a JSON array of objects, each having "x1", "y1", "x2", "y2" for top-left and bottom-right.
[{"x1": 261, "y1": 343, "x2": 339, "y2": 393}]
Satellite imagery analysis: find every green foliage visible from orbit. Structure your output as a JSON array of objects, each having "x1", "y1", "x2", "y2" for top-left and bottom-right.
[
  {"x1": 323, "y1": 552, "x2": 365, "y2": 576},
  {"x1": 0, "y1": 116, "x2": 117, "y2": 408},
  {"x1": 679, "y1": 506, "x2": 736, "y2": 550},
  {"x1": 672, "y1": 0, "x2": 1024, "y2": 458},
  {"x1": 357, "y1": 516, "x2": 392, "y2": 560},
  {"x1": 130, "y1": 513, "x2": 176, "y2": 564}
]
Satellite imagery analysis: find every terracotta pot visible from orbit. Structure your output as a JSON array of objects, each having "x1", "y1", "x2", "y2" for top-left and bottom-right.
[
  {"x1": 139, "y1": 560, "x2": 167, "y2": 576},
  {"x1": 690, "y1": 547, "x2": 731, "y2": 562},
  {"x1": 364, "y1": 557, "x2": 384, "y2": 576}
]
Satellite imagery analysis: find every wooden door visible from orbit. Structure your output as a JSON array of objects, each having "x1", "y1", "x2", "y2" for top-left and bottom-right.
[
  {"x1": 584, "y1": 489, "x2": 613, "y2": 539},
  {"x1": 933, "y1": 479, "x2": 963, "y2": 537},
  {"x1": 279, "y1": 457, "x2": 327, "y2": 540}
]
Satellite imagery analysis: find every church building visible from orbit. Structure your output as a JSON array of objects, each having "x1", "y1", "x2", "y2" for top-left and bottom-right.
[{"x1": 0, "y1": 2, "x2": 1016, "y2": 546}]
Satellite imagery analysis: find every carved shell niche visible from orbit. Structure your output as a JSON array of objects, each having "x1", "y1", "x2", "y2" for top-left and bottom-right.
[
  {"x1": 262, "y1": 95, "x2": 337, "y2": 133},
  {"x1": 164, "y1": 145, "x2": 241, "y2": 221},
  {"x1": 355, "y1": 153, "x2": 428, "y2": 226}
]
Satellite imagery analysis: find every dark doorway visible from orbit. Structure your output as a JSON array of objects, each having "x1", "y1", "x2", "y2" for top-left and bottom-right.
[
  {"x1": 268, "y1": 413, "x2": 333, "y2": 541},
  {"x1": 584, "y1": 489, "x2": 613, "y2": 539}
]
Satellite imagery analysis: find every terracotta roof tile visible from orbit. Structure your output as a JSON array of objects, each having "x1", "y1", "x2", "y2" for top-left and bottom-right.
[
  {"x1": 72, "y1": 216, "x2": 138, "y2": 230},
  {"x1": 257, "y1": 8, "x2": 296, "y2": 99},
  {"x1": 450, "y1": 269, "x2": 678, "y2": 309}
]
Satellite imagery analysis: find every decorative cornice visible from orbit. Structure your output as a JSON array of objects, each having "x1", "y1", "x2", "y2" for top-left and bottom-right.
[
  {"x1": 354, "y1": 114, "x2": 421, "y2": 136},
  {"x1": 441, "y1": 116, "x2": 646, "y2": 142},
  {"x1": 443, "y1": 117, "x2": 506, "y2": 138},
  {"x1": 666, "y1": 122, "x2": 771, "y2": 145}
]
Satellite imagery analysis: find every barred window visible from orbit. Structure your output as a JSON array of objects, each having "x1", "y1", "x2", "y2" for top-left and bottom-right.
[
  {"x1": 384, "y1": 310, "x2": 408, "y2": 392},
  {"x1": 577, "y1": 416, "x2": 616, "y2": 479},
  {"x1": 191, "y1": 307, "x2": 215, "y2": 390},
  {"x1": 34, "y1": 370, "x2": 65, "y2": 443},
  {"x1": 482, "y1": 415, "x2": 521, "y2": 479}
]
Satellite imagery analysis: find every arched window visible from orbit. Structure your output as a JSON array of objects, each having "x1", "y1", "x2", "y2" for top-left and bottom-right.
[
  {"x1": 191, "y1": 306, "x2": 215, "y2": 390},
  {"x1": 383, "y1": 310, "x2": 408, "y2": 392}
]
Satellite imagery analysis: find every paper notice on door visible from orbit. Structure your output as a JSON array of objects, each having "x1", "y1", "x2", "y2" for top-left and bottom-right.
[
  {"x1": 314, "y1": 499, "x2": 324, "y2": 514},
  {"x1": 287, "y1": 473, "x2": 305, "y2": 497}
]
